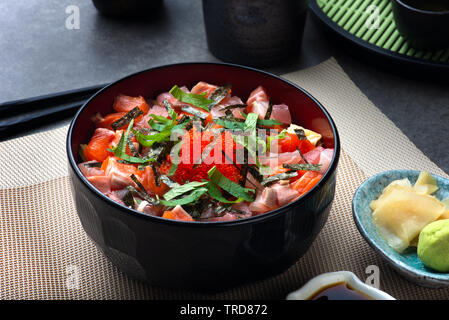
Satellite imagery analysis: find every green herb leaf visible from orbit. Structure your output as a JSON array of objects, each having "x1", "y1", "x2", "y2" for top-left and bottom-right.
[
  {"x1": 267, "y1": 129, "x2": 287, "y2": 151},
  {"x1": 159, "y1": 187, "x2": 208, "y2": 207},
  {"x1": 109, "y1": 120, "x2": 155, "y2": 164},
  {"x1": 132, "y1": 129, "x2": 172, "y2": 147},
  {"x1": 239, "y1": 111, "x2": 282, "y2": 127},
  {"x1": 214, "y1": 118, "x2": 246, "y2": 130},
  {"x1": 205, "y1": 180, "x2": 244, "y2": 203},
  {"x1": 208, "y1": 166, "x2": 255, "y2": 202},
  {"x1": 163, "y1": 181, "x2": 208, "y2": 201},
  {"x1": 169, "y1": 85, "x2": 213, "y2": 111}
]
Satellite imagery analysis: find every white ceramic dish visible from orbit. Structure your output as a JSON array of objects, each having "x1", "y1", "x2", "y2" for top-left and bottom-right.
[{"x1": 286, "y1": 271, "x2": 396, "y2": 300}]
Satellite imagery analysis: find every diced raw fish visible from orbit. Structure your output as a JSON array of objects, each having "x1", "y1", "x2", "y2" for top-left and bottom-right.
[
  {"x1": 231, "y1": 202, "x2": 252, "y2": 218},
  {"x1": 270, "y1": 104, "x2": 291, "y2": 124},
  {"x1": 246, "y1": 86, "x2": 269, "y2": 106},
  {"x1": 113, "y1": 94, "x2": 149, "y2": 113},
  {"x1": 87, "y1": 175, "x2": 111, "y2": 194},
  {"x1": 304, "y1": 146, "x2": 324, "y2": 164},
  {"x1": 319, "y1": 148, "x2": 334, "y2": 173},
  {"x1": 206, "y1": 213, "x2": 238, "y2": 222},
  {"x1": 191, "y1": 81, "x2": 217, "y2": 97},
  {"x1": 162, "y1": 205, "x2": 194, "y2": 221},
  {"x1": 261, "y1": 150, "x2": 303, "y2": 169},
  {"x1": 78, "y1": 161, "x2": 105, "y2": 177},
  {"x1": 271, "y1": 183, "x2": 300, "y2": 206},
  {"x1": 249, "y1": 191, "x2": 271, "y2": 213},
  {"x1": 247, "y1": 86, "x2": 270, "y2": 119},
  {"x1": 157, "y1": 88, "x2": 188, "y2": 109}
]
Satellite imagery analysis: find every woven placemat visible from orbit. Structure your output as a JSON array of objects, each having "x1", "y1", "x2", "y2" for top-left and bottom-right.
[{"x1": 1, "y1": 58, "x2": 448, "y2": 300}]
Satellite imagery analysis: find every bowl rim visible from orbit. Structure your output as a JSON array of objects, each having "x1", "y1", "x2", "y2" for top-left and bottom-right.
[
  {"x1": 67, "y1": 61, "x2": 340, "y2": 227},
  {"x1": 352, "y1": 169, "x2": 449, "y2": 283},
  {"x1": 394, "y1": 0, "x2": 449, "y2": 15}
]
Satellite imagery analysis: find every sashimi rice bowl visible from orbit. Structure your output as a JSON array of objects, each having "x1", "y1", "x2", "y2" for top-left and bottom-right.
[
  {"x1": 67, "y1": 63, "x2": 339, "y2": 289},
  {"x1": 78, "y1": 82, "x2": 334, "y2": 222}
]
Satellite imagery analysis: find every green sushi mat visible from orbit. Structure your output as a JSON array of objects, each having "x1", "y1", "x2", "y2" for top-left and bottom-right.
[{"x1": 314, "y1": 0, "x2": 449, "y2": 63}]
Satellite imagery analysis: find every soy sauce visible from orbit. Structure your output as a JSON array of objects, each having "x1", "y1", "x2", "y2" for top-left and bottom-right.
[
  {"x1": 402, "y1": 0, "x2": 449, "y2": 12},
  {"x1": 309, "y1": 282, "x2": 372, "y2": 300}
]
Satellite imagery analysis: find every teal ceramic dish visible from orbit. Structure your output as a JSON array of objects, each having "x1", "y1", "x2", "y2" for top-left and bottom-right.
[{"x1": 352, "y1": 169, "x2": 449, "y2": 288}]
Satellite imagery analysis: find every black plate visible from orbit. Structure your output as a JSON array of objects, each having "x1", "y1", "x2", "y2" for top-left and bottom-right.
[{"x1": 308, "y1": 0, "x2": 449, "y2": 78}]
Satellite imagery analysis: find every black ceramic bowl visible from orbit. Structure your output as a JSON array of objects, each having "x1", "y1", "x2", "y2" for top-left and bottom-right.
[
  {"x1": 67, "y1": 62, "x2": 340, "y2": 291},
  {"x1": 392, "y1": 0, "x2": 449, "y2": 50}
]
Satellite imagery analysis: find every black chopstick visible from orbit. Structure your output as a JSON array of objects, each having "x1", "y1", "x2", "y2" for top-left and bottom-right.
[
  {"x1": 0, "y1": 84, "x2": 106, "y2": 118},
  {"x1": 0, "y1": 83, "x2": 108, "y2": 141}
]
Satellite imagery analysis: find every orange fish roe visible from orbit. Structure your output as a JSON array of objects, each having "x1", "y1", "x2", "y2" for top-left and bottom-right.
[{"x1": 161, "y1": 129, "x2": 242, "y2": 184}]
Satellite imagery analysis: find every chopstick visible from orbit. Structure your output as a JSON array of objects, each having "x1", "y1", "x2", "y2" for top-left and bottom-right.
[{"x1": 0, "y1": 84, "x2": 107, "y2": 140}]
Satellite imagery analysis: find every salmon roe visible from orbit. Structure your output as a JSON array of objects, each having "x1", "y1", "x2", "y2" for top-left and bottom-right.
[{"x1": 160, "y1": 129, "x2": 242, "y2": 184}]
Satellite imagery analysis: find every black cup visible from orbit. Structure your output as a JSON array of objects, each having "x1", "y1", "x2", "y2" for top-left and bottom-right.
[
  {"x1": 392, "y1": 0, "x2": 449, "y2": 50},
  {"x1": 202, "y1": 0, "x2": 309, "y2": 66}
]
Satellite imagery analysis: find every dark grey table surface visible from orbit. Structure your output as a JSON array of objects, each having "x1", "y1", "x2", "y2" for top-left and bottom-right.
[{"x1": 1, "y1": 0, "x2": 448, "y2": 173}]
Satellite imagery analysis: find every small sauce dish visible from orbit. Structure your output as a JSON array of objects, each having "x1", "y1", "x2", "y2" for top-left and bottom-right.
[{"x1": 286, "y1": 271, "x2": 395, "y2": 300}]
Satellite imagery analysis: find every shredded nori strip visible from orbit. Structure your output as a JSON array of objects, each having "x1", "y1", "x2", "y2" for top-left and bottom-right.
[
  {"x1": 296, "y1": 146, "x2": 309, "y2": 164},
  {"x1": 160, "y1": 175, "x2": 180, "y2": 188},
  {"x1": 151, "y1": 164, "x2": 160, "y2": 187},
  {"x1": 208, "y1": 85, "x2": 231, "y2": 106},
  {"x1": 282, "y1": 163, "x2": 322, "y2": 171},
  {"x1": 181, "y1": 105, "x2": 208, "y2": 119},
  {"x1": 84, "y1": 161, "x2": 102, "y2": 168},
  {"x1": 111, "y1": 107, "x2": 143, "y2": 130},
  {"x1": 127, "y1": 186, "x2": 158, "y2": 206},
  {"x1": 247, "y1": 165, "x2": 264, "y2": 183},
  {"x1": 162, "y1": 99, "x2": 175, "y2": 116},
  {"x1": 193, "y1": 129, "x2": 223, "y2": 168},
  {"x1": 264, "y1": 102, "x2": 273, "y2": 120},
  {"x1": 123, "y1": 190, "x2": 135, "y2": 209},
  {"x1": 130, "y1": 174, "x2": 149, "y2": 195},
  {"x1": 214, "y1": 205, "x2": 228, "y2": 217},
  {"x1": 223, "y1": 104, "x2": 247, "y2": 110},
  {"x1": 294, "y1": 128, "x2": 307, "y2": 140},
  {"x1": 261, "y1": 171, "x2": 298, "y2": 186},
  {"x1": 127, "y1": 135, "x2": 139, "y2": 157}
]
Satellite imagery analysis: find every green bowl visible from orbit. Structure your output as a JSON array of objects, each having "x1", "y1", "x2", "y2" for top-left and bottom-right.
[{"x1": 352, "y1": 169, "x2": 449, "y2": 288}]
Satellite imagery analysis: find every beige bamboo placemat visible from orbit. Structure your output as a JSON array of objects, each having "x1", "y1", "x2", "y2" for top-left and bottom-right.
[{"x1": 1, "y1": 58, "x2": 448, "y2": 300}]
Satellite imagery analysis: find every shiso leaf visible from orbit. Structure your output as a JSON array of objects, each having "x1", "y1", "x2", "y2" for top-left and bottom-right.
[
  {"x1": 205, "y1": 179, "x2": 244, "y2": 204},
  {"x1": 109, "y1": 120, "x2": 155, "y2": 164},
  {"x1": 207, "y1": 166, "x2": 255, "y2": 202},
  {"x1": 159, "y1": 188, "x2": 208, "y2": 207},
  {"x1": 169, "y1": 85, "x2": 213, "y2": 111},
  {"x1": 163, "y1": 181, "x2": 208, "y2": 201}
]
